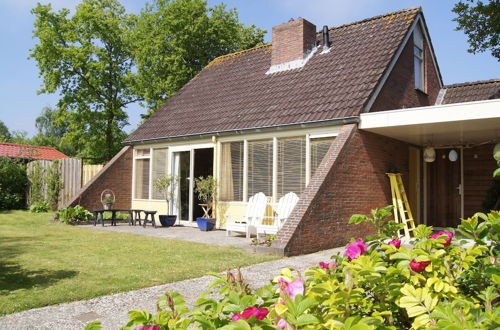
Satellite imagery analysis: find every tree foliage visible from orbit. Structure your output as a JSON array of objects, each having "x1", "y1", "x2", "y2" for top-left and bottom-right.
[
  {"x1": 132, "y1": 0, "x2": 266, "y2": 113},
  {"x1": 452, "y1": 0, "x2": 500, "y2": 60},
  {"x1": 0, "y1": 157, "x2": 28, "y2": 210},
  {"x1": 30, "y1": 0, "x2": 139, "y2": 161},
  {"x1": 0, "y1": 121, "x2": 11, "y2": 142}
]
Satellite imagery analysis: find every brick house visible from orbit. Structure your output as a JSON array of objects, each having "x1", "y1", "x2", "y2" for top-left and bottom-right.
[{"x1": 73, "y1": 7, "x2": 499, "y2": 256}]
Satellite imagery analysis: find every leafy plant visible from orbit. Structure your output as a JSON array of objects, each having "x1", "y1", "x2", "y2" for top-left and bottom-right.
[
  {"x1": 29, "y1": 201, "x2": 50, "y2": 213},
  {"x1": 27, "y1": 161, "x2": 44, "y2": 206},
  {"x1": 194, "y1": 175, "x2": 217, "y2": 204},
  {"x1": 153, "y1": 175, "x2": 178, "y2": 213},
  {"x1": 87, "y1": 207, "x2": 500, "y2": 329},
  {"x1": 349, "y1": 205, "x2": 403, "y2": 240},
  {"x1": 59, "y1": 205, "x2": 93, "y2": 223},
  {"x1": 0, "y1": 157, "x2": 28, "y2": 210},
  {"x1": 44, "y1": 160, "x2": 62, "y2": 210}
]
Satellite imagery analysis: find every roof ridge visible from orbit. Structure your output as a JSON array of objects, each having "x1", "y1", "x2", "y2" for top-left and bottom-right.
[
  {"x1": 0, "y1": 142, "x2": 59, "y2": 150},
  {"x1": 444, "y1": 78, "x2": 500, "y2": 88},
  {"x1": 205, "y1": 43, "x2": 271, "y2": 69},
  {"x1": 327, "y1": 6, "x2": 421, "y2": 32}
]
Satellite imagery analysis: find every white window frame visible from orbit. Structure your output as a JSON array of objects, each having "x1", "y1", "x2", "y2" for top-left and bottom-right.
[
  {"x1": 413, "y1": 24, "x2": 425, "y2": 92},
  {"x1": 133, "y1": 147, "x2": 152, "y2": 201}
]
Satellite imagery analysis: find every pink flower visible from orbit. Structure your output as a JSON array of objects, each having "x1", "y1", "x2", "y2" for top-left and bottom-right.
[
  {"x1": 319, "y1": 261, "x2": 338, "y2": 269},
  {"x1": 410, "y1": 259, "x2": 430, "y2": 273},
  {"x1": 138, "y1": 327, "x2": 160, "y2": 330},
  {"x1": 429, "y1": 231, "x2": 453, "y2": 246},
  {"x1": 232, "y1": 307, "x2": 269, "y2": 321},
  {"x1": 344, "y1": 239, "x2": 367, "y2": 261},
  {"x1": 276, "y1": 318, "x2": 287, "y2": 328},
  {"x1": 278, "y1": 278, "x2": 304, "y2": 300},
  {"x1": 388, "y1": 238, "x2": 401, "y2": 249}
]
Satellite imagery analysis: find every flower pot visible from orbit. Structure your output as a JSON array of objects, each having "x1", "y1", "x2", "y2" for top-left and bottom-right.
[
  {"x1": 196, "y1": 217, "x2": 216, "y2": 231},
  {"x1": 159, "y1": 215, "x2": 177, "y2": 227},
  {"x1": 103, "y1": 202, "x2": 113, "y2": 210}
]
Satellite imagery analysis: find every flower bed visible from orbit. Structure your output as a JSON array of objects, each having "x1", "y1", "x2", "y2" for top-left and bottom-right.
[{"x1": 86, "y1": 207, "x2": 499, "y2": 330}]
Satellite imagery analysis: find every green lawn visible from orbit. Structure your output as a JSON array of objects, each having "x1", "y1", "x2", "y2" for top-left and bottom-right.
[{"x1": 0, "y1": 211, "x2": 277, "y2": 315}]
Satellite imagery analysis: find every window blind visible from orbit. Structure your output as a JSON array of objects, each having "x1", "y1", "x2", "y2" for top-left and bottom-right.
[
  {"x1": 278, "y1": 137, "x2": 306, "y2": 198},
  {"x1": 220, "y1": 142, "x2": 244, "y2": 201},
  {"x1": 134, "y1": 158, "x2": 150, "y2": 199},
  {"x1": 152, "y1": 148, "x2": 168, "y2": 200},
  {"x1": 310, "y1": 137, "x2": 335, "y2": 177},
  {"x1": 248, "y1": 140, "x2": 273, "y2": 197}
]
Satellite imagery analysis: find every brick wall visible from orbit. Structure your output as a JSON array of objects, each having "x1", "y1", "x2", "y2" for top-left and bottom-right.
[
  {"x1": 66, "y1": 146, "x2": 132, "y2": 211},
  {"x1": 370, "y1": 31, "x2": 441, "y2": 111},
  {"x1": 274, "y1": 124, "x2": 409, "y2": 256},
  {"x1": 271, "y1": 18, "x2": 317, "y2": 66}
]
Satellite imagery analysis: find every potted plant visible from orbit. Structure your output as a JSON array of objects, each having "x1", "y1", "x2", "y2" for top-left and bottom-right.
[
  {"x1": 194, "y1": 175, "x2": 217, "y2": 231},
  {"x1": 153, "y1": 175, "x2": 178, "y2": 227},
  {"x1": 100, "y1": 189, "x2": 115, "y2": 210}
]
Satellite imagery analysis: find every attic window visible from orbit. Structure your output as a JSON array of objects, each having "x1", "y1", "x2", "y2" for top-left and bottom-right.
[{"x1": 413, "y1": 25, "x2": 425, "y2": 91}]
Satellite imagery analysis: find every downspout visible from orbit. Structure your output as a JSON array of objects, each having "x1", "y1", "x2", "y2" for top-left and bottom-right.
[{"x1": 212, "y1": 136, "x2": 218, "y2": 224}]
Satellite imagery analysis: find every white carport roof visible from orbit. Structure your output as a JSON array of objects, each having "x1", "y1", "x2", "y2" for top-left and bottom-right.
[{"x1": 359, "y1": 99, "x2": 500, "y2": 147}]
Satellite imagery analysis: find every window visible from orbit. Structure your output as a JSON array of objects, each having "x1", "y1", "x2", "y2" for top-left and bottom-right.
[
  {"x1": 310, "y1": 137, "x2": 335, "y2": 177},
  {"x1": 414, "y1": 25, "x2": 424, "y2": 91},
  {"x1": 151, "y1": 148, "x2": 168, "y2": 200},
  {"x1": 220, "y1": 142, "x2": 244, "y2": 201},
  {"x1": 247, "y1": 140, "x2": 273, "y2": 197},
  {"x1": 134, "y1": 158, "x2": 150, "y2": 199},
  {"x1": 277, "y1": 137, "x2": 306, "y2": 198}
]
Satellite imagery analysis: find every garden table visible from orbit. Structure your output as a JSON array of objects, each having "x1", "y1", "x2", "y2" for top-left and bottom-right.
[{"x1": 93, "y1": 209, "x2": 145, "y2": 226}]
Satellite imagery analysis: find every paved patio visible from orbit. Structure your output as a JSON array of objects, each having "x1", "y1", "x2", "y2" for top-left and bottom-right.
[{"x1": 82, "y1": 223, "x2": 255, "y2": 252}]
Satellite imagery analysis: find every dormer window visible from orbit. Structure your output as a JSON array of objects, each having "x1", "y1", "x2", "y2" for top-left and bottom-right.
[{"x1": 413, "y1": 25, "x2": 425, "y2": 91}]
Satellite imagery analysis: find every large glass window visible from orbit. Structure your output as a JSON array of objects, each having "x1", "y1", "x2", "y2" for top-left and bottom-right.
[
  {"x1": 414, "y1": 25, "x2": 424, "y2": 91},
  {"x1": 310, "y1": 137, "x2": 335, "y2": 177},
  {"x1": 134, "y1": 158, "x2": 150, "y2": 199},
  {"x1": 248, "y1": 140, "x2": 273, "y2": 197},
  {"x1": 220, "y1": 142, "x2": 244, "y2": 201},
  {"x1": 151, "y1": 148, "x2": 168, "y2": 200},
  {"x1": 277, "y1": 137, "x2": 306, "y2": 198}
]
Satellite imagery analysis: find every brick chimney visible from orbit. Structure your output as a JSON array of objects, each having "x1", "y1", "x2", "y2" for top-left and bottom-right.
[{"x1": 271, "y1": 18, "x2": 317, "y2": 67}]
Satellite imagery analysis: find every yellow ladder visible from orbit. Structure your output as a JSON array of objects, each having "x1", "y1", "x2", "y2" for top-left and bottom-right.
[{"x1": 387, "y1": 173, "x2": 415, "y2": 239}]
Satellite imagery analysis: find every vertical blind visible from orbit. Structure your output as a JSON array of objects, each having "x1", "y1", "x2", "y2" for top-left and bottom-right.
[
  {"x1": 134, "y1": 158, "x2": 150, "y2": 199},
  {"x1": 310, "y1": 137, "x2": 335, "y2": 177},
  {"x1": 248, "y1": 140, "x2": 273, "y2": 197},
  {"x1": 277, "y1": 137, "x2": 306, "y2": 198},
  {"x1": 220, "y1": 142, "x2": 244, "y2": 201},
  {"x1": 152, "y1": 148, "x2": 168, "y2": 200}
]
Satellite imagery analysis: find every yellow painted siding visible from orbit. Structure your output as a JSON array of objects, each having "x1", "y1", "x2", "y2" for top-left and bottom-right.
[{"x1": 132, "y1": 200, "x2": 168, "y2": 225}]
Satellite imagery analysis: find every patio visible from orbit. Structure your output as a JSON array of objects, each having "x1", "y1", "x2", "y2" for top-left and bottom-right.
[{"x1": 83, "y1": 223, "x2": 255, "y2": 252}]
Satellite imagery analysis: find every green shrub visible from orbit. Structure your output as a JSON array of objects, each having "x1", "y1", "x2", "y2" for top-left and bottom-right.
[
  {"x1": 59, "y1": 206, "x2": 93, "y2": 224},
  {"x1": 0, "y1": 157, "x2": 28, "y2": 210},
  {"x1": 29, "y1": 201, "x2": 50, "y2": 213},
  {"x1": 102, "y1": 211, "x2": 129, "y2": 220},
  {"x1": 87, "y1": 208, "x2": 499, "y2": 330}
]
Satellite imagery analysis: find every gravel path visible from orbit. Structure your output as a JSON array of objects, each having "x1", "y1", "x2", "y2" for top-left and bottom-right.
[{"x1": 0, "y1": 247, "x2": 343, "y2": 330}]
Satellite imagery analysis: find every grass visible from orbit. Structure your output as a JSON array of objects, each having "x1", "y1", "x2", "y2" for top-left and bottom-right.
[{"x1": 0, "y1": 211, "x2": 278, "y2": 315}]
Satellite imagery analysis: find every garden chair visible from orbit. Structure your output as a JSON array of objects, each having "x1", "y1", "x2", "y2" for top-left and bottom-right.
[
  {"x1": 256, "y1": 192, "x2": 299, "y2": 239},
  {"x1": 225, "y1": 192, "x2": 267, "y2": 238}
]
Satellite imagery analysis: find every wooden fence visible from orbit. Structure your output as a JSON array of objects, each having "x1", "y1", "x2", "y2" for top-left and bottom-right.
[
  {"x1": 82, "y1": 164, "x2": 104, "y2": 186},
  {"x1": 27, "y1": 159, "x2": 103, "y2": 208}
]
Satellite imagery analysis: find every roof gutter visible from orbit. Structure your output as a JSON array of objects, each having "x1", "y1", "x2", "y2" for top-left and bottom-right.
[{"x1": 123, "y1": 116, "x2": 360, "y2": 146}]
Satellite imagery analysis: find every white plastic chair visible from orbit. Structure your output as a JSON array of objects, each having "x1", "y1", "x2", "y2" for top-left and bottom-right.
[
  {"x1": 256, "y1": 192, "x2": 299, "y2": 239},
  {"x1": 225, "y1": 192, "x2": 267, "y2": 238}
]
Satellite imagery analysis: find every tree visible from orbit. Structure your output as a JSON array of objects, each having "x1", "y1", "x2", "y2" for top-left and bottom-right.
[
  {"x1": 453, "y1": 0, "x2": 500, "y2": 60},
  {"x1": 0, "y1": 121, "x2": 11, "y2": 142},
  {"x1": 30, "y1": 0, "x2": 140, "y2": 161},
  {"x1": 31, "y1": 106, "x2": 76, "y2": 156},
  {"x1": 132, "y1": 0, "x2": 266, "y2": 113}
]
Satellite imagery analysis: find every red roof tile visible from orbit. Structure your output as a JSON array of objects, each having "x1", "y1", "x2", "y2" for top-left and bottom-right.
[
  {"x1": 125, "y1": 7, "x2": 420, "y2": 143},
  {"x1": 0, "y1": 142, "x2": 69, "y2": 160}
]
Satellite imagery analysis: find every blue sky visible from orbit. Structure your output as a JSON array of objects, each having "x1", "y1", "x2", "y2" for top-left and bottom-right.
[{"x1": 0, "y1": 0, "x2": 498, "y2": 137}]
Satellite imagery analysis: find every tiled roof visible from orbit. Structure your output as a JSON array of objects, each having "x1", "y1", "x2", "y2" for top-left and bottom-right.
[
  {"x1": 125, "y1": 7, "x2": 420, "y2": 143},
  {"x1": 0, "y1": 142, "x2": 69, "y2": 160},
  {"x1": 441, "y1": 79, "x2": 500, "y2": 104}
]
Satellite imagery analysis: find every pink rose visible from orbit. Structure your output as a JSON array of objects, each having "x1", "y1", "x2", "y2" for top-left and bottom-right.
[
  {"x1": 410, "y1": 259, "x2": 430, "y2": 273},
  {"x1": 276, "y1": 318, "x2": 287, "y2": 328},
  {"x1": 344, "y1": 239, "x2": 367, "y2": 261},
  {"x1": 429, "y1": 231, "x2": 453, "y2": 246},
  {"x1": 233, "y1": 306, "x2": 269, "y2": 321},
  {"x1": 388, "y1": 238, "x2": 401, "y2": 249},
  {"x1": 319, "y1": 261, "x2": 338, "y2": 269},
  {"x1": 138, "y1": 327, "x2": 160, "y2": 330},
  {"x1": 278, "y1": 278, "x2": 304, "y2": 300}
]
